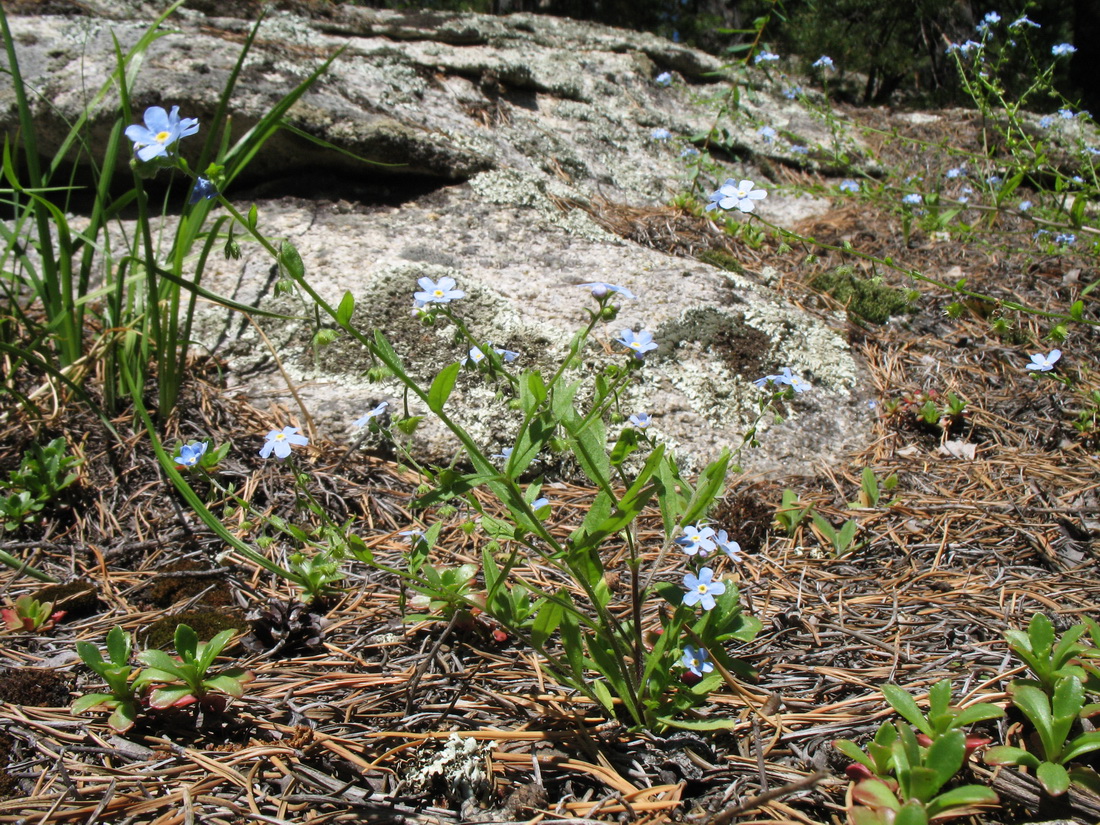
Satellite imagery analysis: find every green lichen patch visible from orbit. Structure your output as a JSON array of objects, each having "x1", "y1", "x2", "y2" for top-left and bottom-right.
[
  {"x1": 810, "y1": 266, "x2": 915, "y2": 325},
  {"x1": 696, "y1": 248, "x2": 745, "y2": 274},
  {"x1": 654, "y1": 307, "x2": 772, "y2": 377}
]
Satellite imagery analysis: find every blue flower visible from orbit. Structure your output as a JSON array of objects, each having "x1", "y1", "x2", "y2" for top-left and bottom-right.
[
  {"x1": 494, "y1": 345, "x2": 520, "y2": 363},
  {"x1": 839, "y1": 179, "x2": 860, "y2": 193},
  {"x1": 189, "y1": 177, "x2": 218, "y2": 204},
  {"x1": 1086, "y1": 147, "x2": 1100, "y2": 155},
  {"x1": 680, "y1": 645, "x2": 714, "y2": 678},
  {"x1": 1052, "y1": 43, "x2": 1077, "y2": 56},
  {"x1": 655, "y1": 71, "x2": 673, "y2": 86},
  {"x1": 682, "y1": 567, "x2": 725, "y2": 610},
  {"x1": 1026, "y1": 350, "x2": 1061, "y2": 371},
  {"x1": 758, "y1": 126, "x2": 777, "y2": 143},
  {"x1": 706, "y1": 178, "x2": 768, "y2": 213},
  {"x1": 628, "y1": 412, "x2": 651, "y2": 429},
  {"x1": 1019, "y1": 200, "x2": 1032, "y2": 211},
  {"x1": 680, "y1": 147, "x2": 700, "y2": 160},
  {"x1": 902, "y1": 193, "x2": 923, "y2": 205},
  {"x1": 1010, "y1": 15, "x2": 1039, "y2": 30},
  {"x1": 753, "y1": 51, "x2": 779, "y2": 64},
  {"x1": 399, "y1": 528, "x2": 427, "y2": 547},
  {"x1": 946, "y1": 167, "x2": 966, "y2": 178},
  {"x1": 754, "y1": 367, "x2": 810, "y2": 392},
  {"x1": 1059, "y1": 109, "x2": 1077, "y2": 119},
  {"x1": 812, "y1": 55, "x2": 835, "y2": 71},
  {"x1": 617, "y1": 329, "x2": 657, "y2": 359},
  {"x1": 676, "y1": 523, "x2": 717, "y2": 557},
  {"x1": 493, "y1": 447, "x2": 513, "y2": 460},
  {"x1": 414, "y1": 276, "x2": 465, "y2": 304},
  {"x1": 1055, "y1": 232, "x2": 1076, "y2": 245},
  {"x1": 464, "y1": 346, "x2": 487, "y2": 366},
  {"x1": 578, "y1": 282, "x2": 636, "y2": 300},
  {"x1": 259, "y1": 426, "x2": 309, "y2": 460},
  {"x1": 715, "y1": 529, "x2": 742, "y2": 561},
  {"x1": 651, "y1": 128, "x2": 672, "y2": 141},
  {"x1": 174, "y1": 441, "x2": 208, "y2": 467},
  {"x1": 783, "y1": 86, "x2": 803, "y2": 100},
  {"x1": 531, "y1": 497, "x2": 550, "y2": 513},
  {"x1": 790, "y1": 144, "x2": 809, "y2": 155},
  {"x1": 983, "y1": 11, "x2": 1001, "y2": 24},
  {"x1": 1039, "y1": 115, "x2": 1054, "y2": 128},
  {"x1": 125, "y1": 106, "x2": 199, "y2": 162},
  {"x1": 353, "y1": 401, "x2": 388, "y2": 428},
  {"x1": 987, "y1": 175, "x2": 1003, "y2": 185}
]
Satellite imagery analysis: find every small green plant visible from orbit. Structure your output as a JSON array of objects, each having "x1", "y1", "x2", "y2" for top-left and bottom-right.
[
  {"x1": 848, "y1": 467, "x2": 899, "y2": 509},
  {"x1": 775, "y1": 488, "x2": 812, "y2": 535},
  {"x1": 810, "y1": 512, "x2": 860, "y2": 557},
  {"x1": 880, "y1": 679, "x2": 1003, "y2": 744},
  {"x1": 0, "y1": 437, "x2": 81, "y2": 533},
  {"x1": 984, "y1": 676, "x2": 1100, "y2": 796},
  {"x1": 847, "y1": 725, "x2": 999, "y2": 825},
  {"x1": 1005, "y1": 612, "x2": 1090, "y2": 695},
  {"x1": 135, "y1": 624, "x2": 253, "y2": 711},
  {"x1": 1, "y1": 594, "x2": 64, "y2": 633},
  {"x1": 72, "y1": 627, "x2": 143, "y2": 733}
]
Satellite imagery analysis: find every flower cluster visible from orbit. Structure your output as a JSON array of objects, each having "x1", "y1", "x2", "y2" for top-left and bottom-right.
[
  {"x1": 654, "y1": 71, "x2": 673, "y2": 86},
  {"x1": 812, "y1": 55, "x2": 835, "y2": 71}
]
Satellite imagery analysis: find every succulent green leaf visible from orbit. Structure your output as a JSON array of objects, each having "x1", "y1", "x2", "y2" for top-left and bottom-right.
[
  {"x1": 983, "y1": 745, "x2": 1041, "y2": 768},
  {"x1": 852, "y1": 779, "x2": 901, "y2": 811},
  {"x1": 925, "y1": 785, "x2": 998, "y2": 818},
  {"x1": 882, "y1": 683, "x2": 932, "y2": 736},
  {"x1": 1037, "y1": 761, "x2": 1071, "y2": 796}
]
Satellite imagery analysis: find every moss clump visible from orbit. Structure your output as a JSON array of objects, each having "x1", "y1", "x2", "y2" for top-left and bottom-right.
[
  {"x1": 655, "y1": 307, "x2": 771, "y2": 376},
  {"x1": 696, "y1": 248, "x2": 744, "y2": 274},
  {"x1": 143, "y1": 561, "x2": 234, "y2": 609},
  {"x1": 142, "y1": 610, "x2": 245, "y2": 650},
  {"x1": 810, "y1": 266, "x2": 914, "y2": 324},
  {"x1": 0, "y1": 667, "x2": 72, "y2": 706}
]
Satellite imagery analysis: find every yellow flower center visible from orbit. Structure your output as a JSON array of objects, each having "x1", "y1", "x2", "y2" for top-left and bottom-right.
[
  {"x1": 696, "y1": 584, "x2": 708, "y2": 594},
  {"x1": 274, "y1": 433, "x2": 286, "y2": 441},
  {"x1": 433, "y1": 289, "x2": 445, "y2": 297},
  {"x1": 155, "y1": 130, "x2": 171, "y2": 143}
]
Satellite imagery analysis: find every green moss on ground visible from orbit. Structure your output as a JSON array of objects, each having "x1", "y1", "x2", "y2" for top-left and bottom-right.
[{"x1": 810, "y1": 266, "x2": 914, "y2": 324}]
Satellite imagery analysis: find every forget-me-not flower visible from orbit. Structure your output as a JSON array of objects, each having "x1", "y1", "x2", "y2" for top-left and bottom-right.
[
  {"x1": 629, "y1": 412, "x2": 651, "y2": 429},
  {"x1": 1010, "y1": 15, "x2": 1039, "y2": 30},
  {"x1": 682, "y1": 567, "x2": 725, "y2": 610},
  {"x1": 579, "y1": 282, "x2": 636, "y2": 300},
  {"x1": 493, "y1": 447, "x2": 513, "y2": 460},
  {"x1": 464, "y1": 346, "x2": 487, "y2": 366},
  {"x1": 758, "y1": 126, "x2": 778, "y2": 143},
  {"x1": 1052, "y1": 43, "x2": 1077, "y2": 56},
  {"x1": 126, "y1": 106, "x2": 200, "y2": 162},
  {"x1": 1026, "y1": 350, "x2": 1061, "y2": 371},
  {"x1": 495, "y1": 345, "x2": 520, "y2": 362},
  {"x1": 715, "y1": 529, "x2": 742, "y2": 562},
  {"x1": 353, "y1": 402, "x2": 388, "y2": 428},
  {"x1": 790, "y1": 145, "x2": 809, "y2": 155},
  {"x1": 902, "y1": 193, "x2": 923, "y2": 205},
  {"x1": 706, "y1": 179, "x2": 768, "y2": 213},
  {"x1": 677, "y1": 523, "x2": 717, "y2": 556},
  {"x1": 946, "y1": 167, "x2": 966, "y2": 178},
  {"x1": 839, "y1": 179, "x2": 860, "y2": 193},
  {"x1": 260, "y1": 426, "x2": 309, "y2": 460},
  {"x1": 655, "y1": 71, "x2": 673, "y2": 86},
  {"x1": 1059, "y1": 109, "x2": 1077, "y2": 119},
  {"x1": 812, "y1": 55, "x2": 835, "y2": 71},
  {"x1": 617, "y1": 329, "x2": 657, "y2": 359},
  {"x1": 531, "y1": 497, "x2": 550, "y2": 513},
  {"x1": 651, "y1": 128, "x2": 672, "y2": 141},
  {"x1": 680, "y1": 147, "x2": 700, "y2": 160},
  {"x1": 174, "y1": 441, "x2": 208, "y2": 467},
  {"x1": 399, "y1": 528, "x2": 427, "y2": 547},
  {"x1": 681, "y1": 645, "x2": 714, "y2": 678},
  {"x1": 983, "y1": 11, "x2": 1001, "y2": 24},
  {"x1": 1039, "y1": 115, "x2": 1054, "y2": 128},
  {"x1": 1056, "y1": 232, "x2": 1076, "y2": 245},
  {"x1": 784, "y1": 86, "x2": 803, "y2": 100},
  {"x1": 189, "y1": 177, "x2": 218, "y2": 204},
  {"x1": 754, "y1": 367, "x2": 810, "y2": 393},
  {"x1": 1019, "y1": 200, "x2": 1032, "y2": 211},
  {"x1": 414, "y1": 276, "x2": 465, "y2": 304},
  {"x1": 754, "y1": 51, "x2": 779, "y2": 64}
]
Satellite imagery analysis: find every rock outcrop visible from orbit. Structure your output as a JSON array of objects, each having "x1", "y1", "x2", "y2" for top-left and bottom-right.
[{"x1": 2, "y1": 3, "x2": 877, "y2": 475}]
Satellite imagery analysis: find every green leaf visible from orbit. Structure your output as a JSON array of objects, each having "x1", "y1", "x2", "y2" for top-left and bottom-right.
[
  {"x1": 197, "y1": 629, "x2": 237, "y2": 674},
  {"x1": 1060, "y1": 730, "x2": 1100, "y2": 763},
  {"x1": 336, "y1": 291, "x2": 355, "y2": 326},
  {"x1": 76, "y1": 640, "x2": 105, "y2": 670},
  {"x1": 108, "y1": 702, "x2": 138, "y2": 733},
  {"x1": 1068, "y1": 766, "x2": 1100, "y2": 795},
  {"x1": 204, "y1": 671, "x2": 251, "y2": 698},
  {"x1": 925, "y1": 785, "x2": 998, "y2": 818},
  {"x1": 1037, "y1": 761, "x2": 1071, "y2": 796},
  {"x1": 530, "y1": 595, "x2": 563, "y2": 649},
  {"x1": 1010, "y1": 683, "x2": 1056, "y2": 760},
  {"x1": 174, "y1": 624, "x2": 199, "y2": 663},
  {"x1": 678, "y1": 449, "x2": 730, "y2": 528},
  {"x1": 136, "y1": 650, "x2": 188, "y2": 680},
  {"x1": 519, "y1": 371, "x2": 547, "y2": 415},
  {"x1": 559, "y1": 600, "x2": 585, "y2": 679},
  {"x1": 834, "y1": 739, "x2": 876, "y2": 772},
  {"x1": 148, "y1": 685, "x2": 195, "y2": 710},
  {"x1": 881, "y1": 683, "x2": 932, "y2": 736},
  {"x1": 924, "y1": 730, "x2": 965, "y2": 795},
  {"x1": 983, "y1": 745, "x2": 1040, "y2": 769},
  {"x1": 609, "y1": 427, "x2": 638, "y2": 467},
  {"x1": 852, "y1": 779, "x2": 901, "y2": 811},
  {"x1": 72, "y1": 693, "x2": 114, "y2": 714},
  {"x1": 655, "y1": 715, "x2": 736, "y2": 731},
  {"x1": 590, "y1": 678, "x2": 616, "y2": 716},
  {"x1": 952, "y1": 702, "x2": 1005, "y2": 727},
  {"x1": 427, "y1": 362, "x2": 461, "y2": 413},
  {"x1": 247, "y1": 204, "x2": 259, "y2": 231},
  {"x1": 904, "y1": 765, "x2": 945, "y2": 804},
  {"x1": 106, "y1": 626, "x2": 131, "y2": 665},
  {"x1": 894, "y1": 801, "x2": 928, "y2": 825}
]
